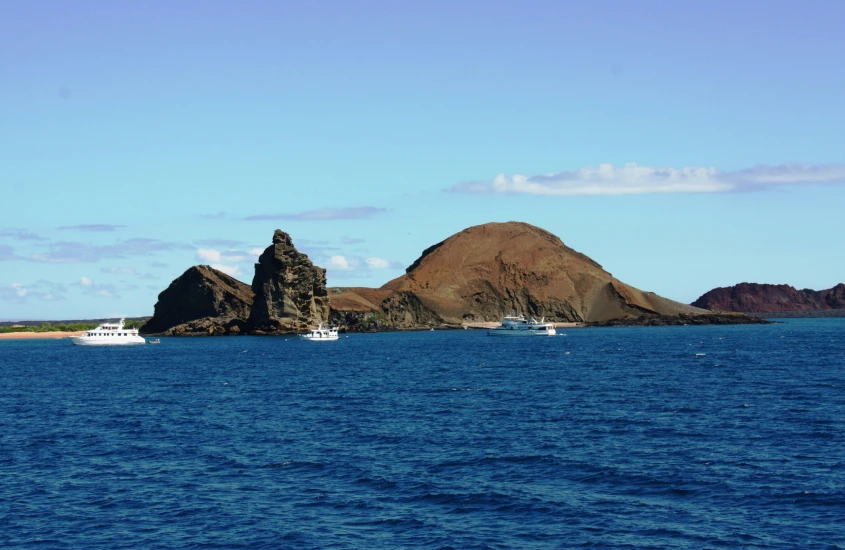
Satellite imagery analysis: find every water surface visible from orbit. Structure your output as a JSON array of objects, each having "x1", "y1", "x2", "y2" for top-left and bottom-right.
[{"x1": 2, "y1": 320, "x2": 844, "y2": 548}]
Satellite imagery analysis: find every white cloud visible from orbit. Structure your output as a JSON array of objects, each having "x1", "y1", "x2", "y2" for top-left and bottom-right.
[
  {"x1": 248, "y1": 248, "x2": 265, "y2": 256},
  {"x1": 365, "y1": 257, "x2": 390, "y2": 269},
  {"x1": 0, "y1": 280, "x2": 68, "y2": 303},
  {"x1": 211, "y1": 263, "x2": 240, "y2": 277},
  {"x1": 196, "y1": 248, "x2": 221, "y2": 262},
  {"x1": 327, "y1": 255, "x2": 351, "y2": 270},
  {"x1": 448, "y1": 163, "x2": 845, "y2": 196},
  {"x1": 72, "y1": 276, "x2": 118, "y2": 299}
]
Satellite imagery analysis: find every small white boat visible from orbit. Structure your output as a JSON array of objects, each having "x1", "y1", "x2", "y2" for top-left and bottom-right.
[
  {"x1": 70, "y1": 318, "x2": 146, "y2": 346},
  {"x1": 299, "y1": 324, "x2": 339, "y2": 341},
  {"x1": 487, "y1": 314, "x2": 556, "y2": 337},
  {"x1": 149, "y1": 338, "x2": 161, "y2": 344}
]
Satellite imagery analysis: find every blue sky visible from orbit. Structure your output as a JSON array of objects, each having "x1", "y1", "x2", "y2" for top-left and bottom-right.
[{"x1": 2, "y1": 0, "x2": 844, "y2": 319}]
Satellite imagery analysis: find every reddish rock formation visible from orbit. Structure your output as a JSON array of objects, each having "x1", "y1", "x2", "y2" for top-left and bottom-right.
[
  {"x1": 692, "y1": 283, "x2": 845, "y2": 313},
  {"x1": 330, "y1": 221, "x2": 708, "y2": 327}
]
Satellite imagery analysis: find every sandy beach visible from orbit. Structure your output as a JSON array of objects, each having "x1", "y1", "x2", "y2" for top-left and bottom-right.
[{"x1": 0, "y1": 331, "x2": 85, "y2": 340}]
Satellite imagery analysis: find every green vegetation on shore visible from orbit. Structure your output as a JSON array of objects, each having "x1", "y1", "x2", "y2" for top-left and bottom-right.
[{"x1": 0, "y1": 320, "x2": 146, "y2": 334}]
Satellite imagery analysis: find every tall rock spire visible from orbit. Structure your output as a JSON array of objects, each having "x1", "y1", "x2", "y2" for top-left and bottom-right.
[{"x1": 246, "y1": 229, "x2": 330, "y2": 333}]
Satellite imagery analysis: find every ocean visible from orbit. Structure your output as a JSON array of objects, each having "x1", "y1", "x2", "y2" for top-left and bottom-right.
[{"x1": 1, "y1": 319, "x2": 844, "y2": 548}]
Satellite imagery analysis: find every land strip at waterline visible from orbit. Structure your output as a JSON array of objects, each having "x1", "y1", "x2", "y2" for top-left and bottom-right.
[{"x1": 0, "y1": 318, "x2": 149, "y2": 339}]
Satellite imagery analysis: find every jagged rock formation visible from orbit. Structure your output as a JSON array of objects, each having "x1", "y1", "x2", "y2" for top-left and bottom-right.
[
  {"x1": 142, "y1": 230, "x2": 329, "y2": 335},
  {"x1": 692, "y1": 282, "x2": 845, "y2": 313},
  {"x1": 330, "y1": 221, "x2": 710, "y2": 327},
  {"x1": 591, "y1": 313, "x2": 771, "y2": 326},
  {"x1": 141, "y1": 265, "x2": 254, "y2": 335},
  {"x1": 245, "y1": 229, "x2": 330, "y2": 334}
]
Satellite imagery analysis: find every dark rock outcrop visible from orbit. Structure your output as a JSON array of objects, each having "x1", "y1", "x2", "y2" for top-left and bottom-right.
[
  {"x1": 141, "y1": 265, "x2": 254, "y2": 335},
  {"x1": 692, "y1": 283, "x2": 845, "y2": 313},
  {"x1": 589, "y1": 313, "x2": 771, "y2": 327},
  {"x1": 246, "y1": 229, "x2": 330, "y2": 334}
]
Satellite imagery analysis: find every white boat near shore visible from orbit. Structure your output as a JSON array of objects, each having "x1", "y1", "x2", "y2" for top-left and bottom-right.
[
  {"x1": 299, "y1": 324, "x2": 339, "y2": 341},
  {"x1": 70, "y1": 319, "x2": 146, "y2": 346},
  {"x1": 487, "y1": 314, "x2": 556, "y2": 336}
]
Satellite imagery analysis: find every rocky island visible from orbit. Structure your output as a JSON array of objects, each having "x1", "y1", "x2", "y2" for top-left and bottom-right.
[
  {"x1": 142, "y1": 222, "x2": 766, "y2": 335},
  {"x1": 143, "y1": 230, "x2": 329, "y2": 335},
  {"x1": 692, "y1": 282, "x2": 845, "y2": 317}
]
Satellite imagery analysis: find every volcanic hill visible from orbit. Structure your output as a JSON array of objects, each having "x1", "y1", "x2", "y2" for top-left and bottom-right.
[
  {"x1": 692, "y1": 282, "x2": 845, "y2": 314},
  {"x1": 330, "y1": 221, "x2": 711, "y2": 328}
]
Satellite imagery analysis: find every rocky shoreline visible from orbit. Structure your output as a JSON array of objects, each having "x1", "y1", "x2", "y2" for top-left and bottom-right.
[
  {"x1": 746, "y1": 309, "x2": 845, "y2": 319},
  {"x1": 588, "y1": 313, "x2": 771, "y2": 327}
]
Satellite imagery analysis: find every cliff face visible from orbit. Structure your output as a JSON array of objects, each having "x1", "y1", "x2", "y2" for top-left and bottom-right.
[
  {"x1": 141, "y1": 265, "x2": 254, "y2": 335},
  {"x1": 246, "y1": 229, "x2": 330, "y2": 334},
  {"x1": 330, "y1": 221, "x2": 706, "y2": 326},
  {"x1": 143, "y1": 230, "x2": 329, "y2": 335},
  {"x1": 692, "y1": 283, "x2": 845, "y2": 313}
]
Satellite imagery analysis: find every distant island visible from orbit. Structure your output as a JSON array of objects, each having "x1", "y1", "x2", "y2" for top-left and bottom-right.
[
  {"x1": 140, "y1": 222, "x2": 766, "y2": 335},
  {"x1": 692, "y1": 283, "x2": 845, "y2": 317}
]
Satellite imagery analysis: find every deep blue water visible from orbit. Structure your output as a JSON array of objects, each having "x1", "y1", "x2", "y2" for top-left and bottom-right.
[{"x1": 1, "y1": 319, "x2": 844, "y2": 549}]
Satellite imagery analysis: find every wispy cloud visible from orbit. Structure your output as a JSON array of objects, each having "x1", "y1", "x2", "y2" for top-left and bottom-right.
[
  {"x1": 196, "y1": 248, "x2": 222, "y2": 263},
  {"x1": 0, "y1": 280, "x2": 68, "y2": 303},
  {"x1": 195, "y1": 248, "x2": 248, "y2": 264},
  {"x1": 341, "y1": 237, "x2": 365, "y2": 245},
  {"x1": 0, "y1": 283, "x2": 29, "y2": 303},
  {"x1": 101, "y1": 266, "x2": 137, "y2": 275},
  {"x1": 193, "y1": 247, "x2": 256, "y2": 279},
  {"x1": 447, "y1": 163, "x2": 845, "y2": 196},
  {"x1": 324, "y1": 254, "x2": 403, "y2": 274},
  {"x1": 0, "y1": 245, "x2": 23, "y2": 261},
  {"x1": 211, "y1": 264, "x2": 240, "y2": 277},
  {"x1": 29, "y1": 238, "x2": 192, "y2": 263},
  {"x1": 58, "y1": 224, "x2": 126, "y2": 232},
  {"x1": 194, "y1": 238, "x2": 243, "y2": 247},
  {"x1": 244, "y1": 207, "x2": 386, "y2": 221},
  {"x1": 0, "y1": 228, "x2": 45, "y2": 241},
  {"x1": 74, "y1": 276, "x2": 118, "y2": 298},
  {"x1": 99, "y1": 266, "x2": 159, "y2": 280}
]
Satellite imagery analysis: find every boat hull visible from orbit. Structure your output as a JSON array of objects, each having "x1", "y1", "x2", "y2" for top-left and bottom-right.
[
  {"x1": 298, "y1": 335, "x2": 339, "y2": 341},
  {"x1": 70, "y1": 337, "x2": 146, "y2": 346},
  {"x1": 486, "y1": 328, "x2": 556, "y2": 336}
]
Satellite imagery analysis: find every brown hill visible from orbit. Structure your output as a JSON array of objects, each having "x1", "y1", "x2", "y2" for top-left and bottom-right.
[
  {"x1": 330, "y1": 221, "x2": 705, "y2": 327},
  {"x1": 692, "y1": 282, "x2": 845, "y2": 313}
]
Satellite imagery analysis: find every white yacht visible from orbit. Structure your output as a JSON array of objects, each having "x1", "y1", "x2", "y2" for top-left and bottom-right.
[
  {"x1": 299, "y1": 324, "x2": 339, "y2": 341},
  {"x1": 70, "y1": 318, "x2": 146, "y2": 346},
  {"x1": 487, "y1": 314, "x2": 556, "y2": 337}
]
